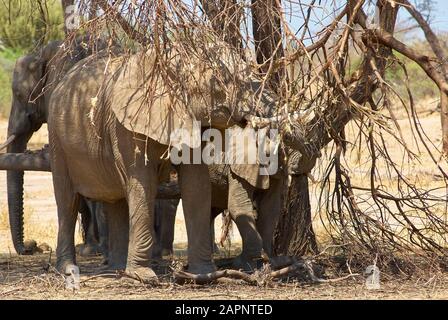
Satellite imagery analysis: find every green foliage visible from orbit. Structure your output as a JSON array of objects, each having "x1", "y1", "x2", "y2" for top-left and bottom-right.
[
  {"x1": 0, "y1": 53, "x2": 15, "y2": 118},
  {"x1": 386, "y1": 34, "x2": 448, "y2": 102},
  {"x1": 0, "y1": 0, "x2": 65, "y2": 52},
  {"x1": 386, "y1": 46, "x2": 441, "y2": 102},
  {"x1": 0, "y1": 0, "x2": 66, "y2": 117}
]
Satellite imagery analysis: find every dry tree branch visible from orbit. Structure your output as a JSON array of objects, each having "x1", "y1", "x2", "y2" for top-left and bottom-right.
[
  {"x1": 173, "y1": 258, "x2": 359, "y2": 285},
  {"x1": 95, "y1": 0, "x2": 149, "y2": 45}
]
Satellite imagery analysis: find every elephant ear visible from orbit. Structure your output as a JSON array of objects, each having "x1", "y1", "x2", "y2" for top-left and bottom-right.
[
  {"x1": 109, "y1": 54, "x2": 196, "y2": 146},
  {"x1": 39, "y1": 41, "x2": 62, "y2": 62},
  {"x1": 226, "y1": 126, "x2": 270, "y2": 190},
  {"x1": 33, "y1": 41, "x2": 63, "y2": 77}
]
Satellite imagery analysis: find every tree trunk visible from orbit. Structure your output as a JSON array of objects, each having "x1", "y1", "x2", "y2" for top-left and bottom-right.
[
  {"x1": 200, "y1": 0, "x2": 242, "y2": 50},
  {"x1": 249, "y1": 0, "x2": 317, "y2": 256},
  {"x1": 274, "y1": 175, "x2": 318, "y2": 255},
  {"x1": 275, "y1": 0, "x2": 400, "y2": 256},
  {"x1": 251, "y1": 0, "x2": 285, "y2": 87}
]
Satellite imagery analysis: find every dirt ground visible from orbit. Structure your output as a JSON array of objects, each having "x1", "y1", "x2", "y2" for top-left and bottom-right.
[
  {"x1": 1, "y1": 99, "x2": 448, "y2": 300},
  {"x1": 1, "y1": 254, "x2": 448, "y2": 300}
]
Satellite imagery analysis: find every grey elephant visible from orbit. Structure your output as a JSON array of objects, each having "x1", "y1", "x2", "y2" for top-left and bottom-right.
[
  {"x1": 3, "y1": 40, "x2": 305, "y2": 281},
  {"x1": 32, "y1": 44, "x2": 283, "y2": 282},
  {"x1": 152, "y1": 199, "x2": 180, "y2": 258},
  {"x1": 153, "y1": 163, "x2": 286, "y2": 270},
  {"x1": 0, "y1": 39, "x2": 109, "y2": 257}
]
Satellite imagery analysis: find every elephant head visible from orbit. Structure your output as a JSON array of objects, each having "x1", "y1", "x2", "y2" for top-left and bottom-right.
[{"x1": 2, "y1": 41, "x2": 63, "y2": 254}]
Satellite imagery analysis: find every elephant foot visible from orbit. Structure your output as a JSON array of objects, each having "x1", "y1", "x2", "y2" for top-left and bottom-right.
[
  {"x1": 76, "y1": 243, "x2": 102, "y2": 257},
  {"x1": 187, "y1": 261, "x2": 217, "y2": 275},
  {"x1": 56, "y1": 258, "x2": 78, "y2": 275},
  {"x1": 125, "y1": 266, "x2": 159, "y2": 285},
  {"x1": 232, "y1": 255, "x2": 265, "y2": 272},
  {"x1": 101, "y1": 260, "x2": 126, "y2": 271}
]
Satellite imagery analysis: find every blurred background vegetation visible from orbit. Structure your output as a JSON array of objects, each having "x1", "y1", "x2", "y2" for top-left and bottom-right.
[
  {"x1": 0, "y1": 0, "x2": 64, "y2": 117},
  {"x1": 386, "y1": 34, "x2": 447, "y2": 103}
]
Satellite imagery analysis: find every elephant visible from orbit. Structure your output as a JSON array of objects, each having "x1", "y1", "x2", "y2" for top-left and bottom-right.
[
  {"x1": 77, "y1": 198, "x2": 108, "y2": 258},
  {"x1": 0, "y1": 38, "x2": 110, "y2": 257},
  {"x1": 3, "y1": 40, "x2": 308, "y2": 281},
  {"x1": 152, "y1": 168, "x2": 222, "y2": 259},
  {"x1": 151, "y1": 163, "x2": 286, "y2": 270},
  {"x1": 39, "y1": 43, "x2": 286, "y2": 282},
  {"x1": 152, "y1": 170, "x2": 181, "y2": 258},
  {"x1": 152, "y1": 199, "x2": 179, "y2": 258}
]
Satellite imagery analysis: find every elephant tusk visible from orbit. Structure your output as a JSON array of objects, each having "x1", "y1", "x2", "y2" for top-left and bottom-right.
[{"x1": 0, "y1": 135, "x2": 16, "y2": 152}]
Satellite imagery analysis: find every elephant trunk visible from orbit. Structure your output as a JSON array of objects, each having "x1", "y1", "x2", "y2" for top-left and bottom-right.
[{"x1": 7, "y1": 135, "x2": 34, "y2": 255}]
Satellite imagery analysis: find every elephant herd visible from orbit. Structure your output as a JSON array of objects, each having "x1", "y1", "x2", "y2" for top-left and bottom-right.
[{"x1": 0, "y1": 37, "x2": 311, "y2": 283}]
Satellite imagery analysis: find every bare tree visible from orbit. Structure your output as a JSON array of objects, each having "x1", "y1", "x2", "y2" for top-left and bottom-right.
[{"x1": 200, "y1": 0, "x2": 242, "y2": 50}]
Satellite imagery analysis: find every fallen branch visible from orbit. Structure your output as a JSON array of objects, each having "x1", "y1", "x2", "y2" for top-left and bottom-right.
[
  {"x1": 0, "y1": 149, "x2": 51, "y2": 172},
  {"x1": 174, "y1": 269, "x2": 258, "y2": 285},
  {"x1": 173, "y1": 258, "x2": 359, "y2": 285}
]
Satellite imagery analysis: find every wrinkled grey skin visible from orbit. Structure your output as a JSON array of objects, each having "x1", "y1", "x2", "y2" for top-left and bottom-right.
[
  {"x1": 6, "y1": 42, "x2": 307, "y2": 279},
  {"x1": 214, "y1": 167, "x2": 284, "y2": 269},
  {"x1": 152, "y1": 172, "x2": 219, "y2": 259},
  {"x1": 43, "y1": 47, "x2": 279, "y2": 282},
  {"x1": 5, "y1": 39, "x2": 108, "y2": 256},
  {"x1": 43, "y1": 45, "x2": 289, "y2": 281},
  {"x1": 208, "y1": 148, "x2": 312, "y2": 270},
  {"x1": 154, "y1": 152, "x2": 308, "y2": 271}
]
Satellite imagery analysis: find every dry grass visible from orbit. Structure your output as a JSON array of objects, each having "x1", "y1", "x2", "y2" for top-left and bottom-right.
[
  {"x1": 1, "y1": 254, "x2": 448, "y2": 300},
  {"x1": 1, "y1": 104, "x2": 448, "y2": 299}
]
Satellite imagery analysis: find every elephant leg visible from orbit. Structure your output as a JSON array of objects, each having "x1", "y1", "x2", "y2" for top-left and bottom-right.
[
  {"x1": 77, "y1": 198, "x2": 101, "y2": 257},
  {"x1": 152, "y1": 200, "x2": 163, "y2": 259},
  {"x1": 160, "y1": 199, "x2": 179, "y2": 256},
  {"x1": 94, "y1": 202, "x2": 109, "y2": 258},
  {"x1": 103, "y1": 200, "x2": 128, "y2": 270},
  {"x1": 124, "y1": 164, "x2": 159, "y2": 283},
  {"x1": 51, "y1": 140, "x2": 81, "y2": 273},
  {"x1": 228, "y1": 172, "x2": 263, "y2": 270},
  {"x1": 256, "y1": 177, "x2": 283, "y2": 257},
  {"x1": 179, "y1": 164, "x2": 216, "y2": 274}
]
